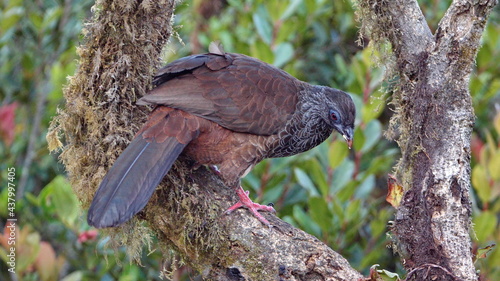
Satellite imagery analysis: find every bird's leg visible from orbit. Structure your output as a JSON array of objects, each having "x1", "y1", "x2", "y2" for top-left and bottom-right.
[{"x1": 225, "y1": 186, "x2": 276, "y2": 226}]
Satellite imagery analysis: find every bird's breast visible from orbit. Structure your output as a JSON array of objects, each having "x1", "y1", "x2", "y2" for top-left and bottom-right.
[
  {"x1": 183, "y1": 118, "x2": 269, "y2": 166},
  {"x1": 266, "y1": 118, "x2": 333, "y2": 158}
]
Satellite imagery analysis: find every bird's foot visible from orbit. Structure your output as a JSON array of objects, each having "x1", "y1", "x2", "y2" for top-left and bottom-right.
[{"x1": 225, "y1": 186, "x2": 275, "y2": 226}]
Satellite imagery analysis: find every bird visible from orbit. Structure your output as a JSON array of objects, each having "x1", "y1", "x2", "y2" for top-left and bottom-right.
[{"x1": 87, "y1": 43, "x2": 355, "y2": 228}]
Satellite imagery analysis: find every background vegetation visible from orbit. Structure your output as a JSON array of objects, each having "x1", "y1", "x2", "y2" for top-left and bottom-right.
[{"x1": 0, "y1": 0, "x2": 498, "y2": 280}]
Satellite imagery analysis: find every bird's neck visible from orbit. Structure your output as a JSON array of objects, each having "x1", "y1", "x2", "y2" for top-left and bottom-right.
[{"x1": 266, "y1": 88, "x2": 333, "y2": 158}]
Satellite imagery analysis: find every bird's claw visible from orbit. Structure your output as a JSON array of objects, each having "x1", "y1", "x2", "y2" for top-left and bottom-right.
[{"x1": 225, "y1": 186, "x2": 275, "y2": 226}]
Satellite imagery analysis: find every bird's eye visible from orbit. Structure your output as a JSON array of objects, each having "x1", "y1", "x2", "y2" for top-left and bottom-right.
[
  {"x1": 331, "y1": 112, "x2": 338, "y2": 121},
  {"x1": 329, "y1": 109, "x2": 340, "y2": 123}
]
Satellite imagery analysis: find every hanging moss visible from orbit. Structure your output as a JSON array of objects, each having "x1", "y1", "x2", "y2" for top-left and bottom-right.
[{"x1": 47, "y1": 0, "x2": 178, "y2": 262}]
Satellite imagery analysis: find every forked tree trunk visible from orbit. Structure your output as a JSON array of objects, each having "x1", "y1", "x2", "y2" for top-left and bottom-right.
[
  {"x1": 356, "y1": 0, "x2": 498, "y2": 280},
  {"x1": 47, "y1": 0, "x2": 497, "y2": 280}
]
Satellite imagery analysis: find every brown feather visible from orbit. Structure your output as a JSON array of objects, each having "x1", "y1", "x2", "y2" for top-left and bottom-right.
[
  {"x1": 138, "y1": 53, "x2": 302, "y2": 136},
  {"x1": 88, "y1": 50, "x2": 356, "y2": 228}
]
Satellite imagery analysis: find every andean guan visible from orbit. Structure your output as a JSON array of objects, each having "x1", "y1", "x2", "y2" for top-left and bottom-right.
[{"x1": 87, "y1": 44, "x2": 356, "y2": 228}]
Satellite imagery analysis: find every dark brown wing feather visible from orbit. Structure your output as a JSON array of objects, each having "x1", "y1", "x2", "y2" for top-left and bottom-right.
[
  {"x1": 138, "y1": 53, "x2": 302, "y2": 136},
  {"x1": 87, "y1": 108, "x2": 200, "y2": 228}
]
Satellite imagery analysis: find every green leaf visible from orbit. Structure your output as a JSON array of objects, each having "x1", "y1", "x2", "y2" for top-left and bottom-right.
[
  {"x1": 303, "y1": 158, "x2": 328, "y2": 197},
  {"x1": 474, "y1": 244, "x2": 496, "y2": 263},
  {"x1": 473, "y1": 211, "x2": 497, "y2": 242},
  {"x1": 365, "y1": 148, "x2": 399, "y2": 175},
  {"x1": 334, "y1": 54, "x2": 348, "y2": 76},
  {"x1": 0, "y1": 6, "x2": 24, "y2": 32},
  {"x1": 250, "y1": 40, "x2": 274, "y2": 63},
  {"x1": 266, "y1": 172, "x2": 288, "y2": 189},
  {"x1": 370, "y1": 209, "x2": 391, "y2": 238},
  {"x1": 331, "y1": 197, "x2": 345, "y2": 223},
  {"x1": 350, "y1": 57, "x2": 365, "y2": 91},
  {"x1": 337, "y1": 181, "x2": 358, "y2": 206},
  {"x1": 29, "y1": 11, "x2": 43, "y2": 29},
  {"x1": 345, "y1": 199, "x2": 361, "y2": 222},
  {"x1": 294, "y1": 168, "x2": 319, "y2": 196},
  {"x1": 472, "y1": 165, "x2": 491, "y2": 204},
  {"x1": 252, "y1": 6, "x2": 272, "y2": 45},
  {"x1": 331, "y1": 159, "x2": 355, "y2": 193},
  {"x1": 355, "y1": 174, "x2": 375, "y2": 199},
  {"x1": 328, "y1": 139, "x2": 349, "y2": 169},
  {"x1": 377, "y1": 269, "x2": 401, "y2": 281},
  {"x1": 493, "y1": 112, "x2": 500, "y2": 137},
  {"x1": 308, "y1": 197, "x2": 333, "y2": 232},
  {"x1": 350, "y1": 94, "x2": 363, "y2": 121},
  {"x1": 60, "y1": 271, "x2": 83, "y2": 281},
  {"x1": 484, "y1": 130, "x2": 496, "y2": 157},
  {"x1": 293, "y1": 205, "x2": 321, "y2": 236},
  {"x1": 273, "y1": 42, "x2": 294, "y2": 68},
  {"x1": 361, "y1": 119, "x2": 382, "y2": 153},
  {"x1": 275, "y1": 19, "x2": 298, "y2": 43},
  {"x1": 353, "y1": 126, "x2": 365, "y2": 152},
  {"x1": 25, "y1": 192, "x2": 40, "y2": 207},
  {"x1": 121, "y1": 263, "x2": 141, "y2": 281},
  {"x1": 43, "y1": 175, "x2": 80, "y2": 226},
  {"x1": 488, "y1": 150, "x2": 500, "y2": 181},
  {"x1": 263, "y1": 185, "x2": 284, "y2": 204},
  {"x1": 280, "y1": 0, "x2": 303, "y2": 20},
  {"x1": 362, "y1": 90, "x2": 386, "y2": 123},
  {"x1": 41, "y1": 7, "x2": 62, "y2": 32}
]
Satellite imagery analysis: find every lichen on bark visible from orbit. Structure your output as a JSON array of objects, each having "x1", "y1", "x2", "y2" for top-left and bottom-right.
[
  {"x1": 354, "y1": 0, "x2": 498, "y2": 280},
  {"x1": 47, "y1": 0, "x2": 177, "y2": 261}
]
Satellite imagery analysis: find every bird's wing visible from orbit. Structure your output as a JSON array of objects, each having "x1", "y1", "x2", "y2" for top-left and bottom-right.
[
  {"x1": 137, "y1": 53, "x2": 302, "y2": 136},
  {"x1": 87, "y1": 108, "x2": 200, "y2": 228}
]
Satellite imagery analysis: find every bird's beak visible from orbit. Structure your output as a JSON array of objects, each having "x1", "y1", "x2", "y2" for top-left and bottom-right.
[
  {"x1": 342, "y1": 128, "x2": 354, "y2": 149},
  {"x1": 343, "y1": 134, "x2": 353, "y2": 149}
]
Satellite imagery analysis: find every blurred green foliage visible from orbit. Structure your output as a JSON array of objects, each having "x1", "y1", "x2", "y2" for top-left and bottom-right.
[{"x1": 0, "y1": 0, "x2": 499, "y2": 280}]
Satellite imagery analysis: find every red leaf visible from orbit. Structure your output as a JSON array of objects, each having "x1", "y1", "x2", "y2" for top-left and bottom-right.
[
  {"x1": 470, "y1": 134, "x2": 484, "y2": 163},
  {"x1": 77, "y1": 229, "x2": 98, "y2": 243},
  {"x1": 0, "y1": 102, "x2": 18, "y2": 147}
]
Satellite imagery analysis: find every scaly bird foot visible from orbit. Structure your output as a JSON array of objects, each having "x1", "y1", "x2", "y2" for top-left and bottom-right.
[{"x1": 225, "y1": 186, "x2": 275, "y2": 226}]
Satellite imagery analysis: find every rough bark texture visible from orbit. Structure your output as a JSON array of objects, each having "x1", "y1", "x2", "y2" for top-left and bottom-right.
[
  {"x1": 47, "y1": 0, "x2": 363, "y2": 280},
  {"x1": 47, "y1": 0, "x2": 498, "y2": 279},
  {"x1": 356, "y1": 0, "x2": 498, "y2": 280},
  {"x1": 47, "y1": 0, "x2": 177, "y2": 208},
  {"x1": 144, "y1": 157, "x2": 362, "y2": 280}
]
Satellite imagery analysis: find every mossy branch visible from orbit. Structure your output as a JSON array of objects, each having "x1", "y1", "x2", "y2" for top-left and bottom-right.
[
  {"x1": 47, "y1": 0, "x2": 363, "y2": 279},
  {"x1": 355, "y1": 0, "x2": 498, "y2": 280}
]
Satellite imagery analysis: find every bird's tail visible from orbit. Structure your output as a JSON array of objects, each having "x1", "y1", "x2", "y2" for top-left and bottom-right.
[{"x1": 87, "y1": 108, "x2": 200, "y2": 228}]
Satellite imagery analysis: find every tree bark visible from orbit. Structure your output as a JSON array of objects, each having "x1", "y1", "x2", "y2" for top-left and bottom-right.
[
  {"x1": 47, "y1": 0, "x2": 363, "y2": 280},
  {"x1": 144, "y1": 158, "x2": 363, "y2": 280},
  {"x1": 356, "y1": 0, "x2": 498, "y2": 280},
  {"x1": 47, "y1": 0, "x2": 498, "y2": 280}
]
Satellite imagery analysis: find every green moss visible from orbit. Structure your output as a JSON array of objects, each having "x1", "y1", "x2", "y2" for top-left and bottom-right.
[{"x1": 47, "y1": 0, "x2": 177, "y2": 263}]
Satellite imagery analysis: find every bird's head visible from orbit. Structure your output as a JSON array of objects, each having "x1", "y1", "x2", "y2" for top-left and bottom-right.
[{"x1": 319, "y1": 87, "x2": 356, "y2": 149}]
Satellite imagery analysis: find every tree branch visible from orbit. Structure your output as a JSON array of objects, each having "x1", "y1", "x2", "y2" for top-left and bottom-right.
[
  {"x1": 356, "y1": 0, "x2": 498, "y2": 280},
  {"x1": 48, "y1": 0, "x2": 364, "y2": 279},
  {"x1": 357, "y1": 0, "x2": 434, "y2": 77},
  {"x1": 140, "y1": 158, "x2": 363, "y2": 280}
]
